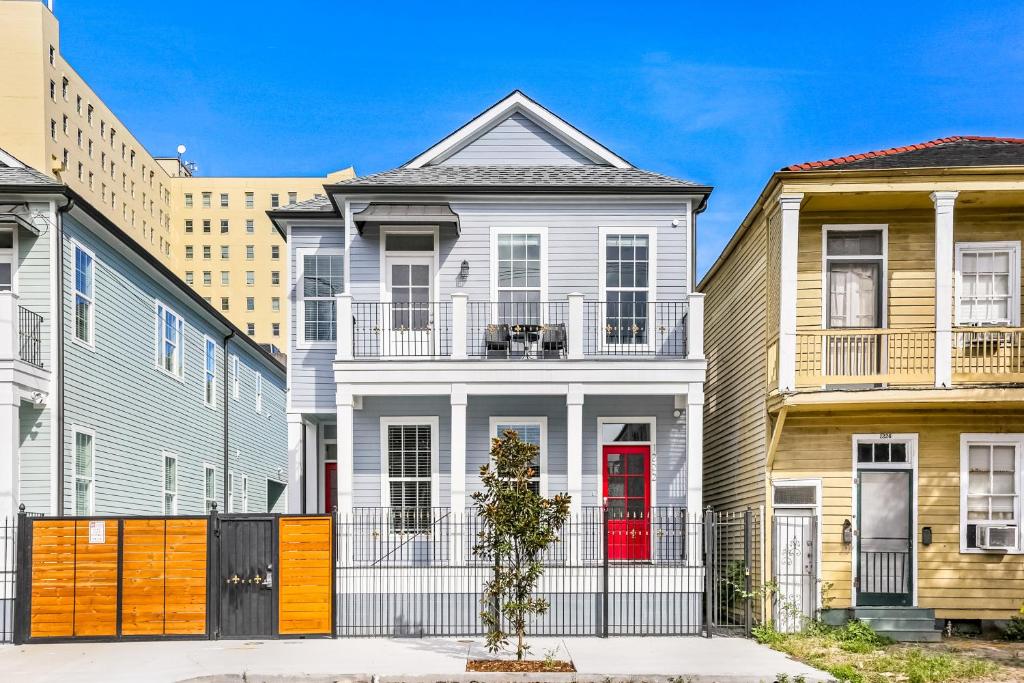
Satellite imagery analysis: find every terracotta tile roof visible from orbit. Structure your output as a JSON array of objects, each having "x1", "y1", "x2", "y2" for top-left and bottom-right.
[{"x1": 785, "y1": 136, "x2": 1024, "y2": 171}]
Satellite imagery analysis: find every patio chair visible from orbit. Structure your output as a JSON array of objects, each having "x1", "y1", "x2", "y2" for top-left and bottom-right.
[
  {"x1": 484, "y1": 324, "x2": 511, "y2": 358},
  {"x1": 539, "y1": 323, "x2": 567, "y2": 359}
]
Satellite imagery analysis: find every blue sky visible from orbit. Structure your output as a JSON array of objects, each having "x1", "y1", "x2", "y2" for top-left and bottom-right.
[{"x1": 56, "y1": 1, "x2": 1024, "y2": 277}]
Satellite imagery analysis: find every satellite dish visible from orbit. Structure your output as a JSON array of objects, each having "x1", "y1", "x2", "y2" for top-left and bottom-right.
[{"x1": 176, "y1": 144, "x2": 187, "y2": 155}]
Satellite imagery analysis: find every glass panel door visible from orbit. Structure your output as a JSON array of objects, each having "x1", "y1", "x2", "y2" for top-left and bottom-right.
[
  {"x1": 857, "y1": 470, "x2": 912, "y2": 606},
  {"x1": 385, "y1": 255, "x2": 433, "y2": 354},
  {"x1": 603, "y1": 444, "x2": 651, "y2": 560}
]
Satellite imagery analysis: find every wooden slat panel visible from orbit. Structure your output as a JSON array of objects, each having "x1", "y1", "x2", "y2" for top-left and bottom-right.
[
  {"x1": 121, "y1": 519, "x2": 166, "y2": 636},
  {"x1": 72, "y1": 520, "x2": 118, "y2": 637},
  {"x1": 278, "y1": 516, "x2": 332, "y2": 635},
  {"x1": 163, "y1": 519, "x2": 207, "y2": 635},
  {"x1": 30, "y1": 520, "x2": 76, "y2": 638}
]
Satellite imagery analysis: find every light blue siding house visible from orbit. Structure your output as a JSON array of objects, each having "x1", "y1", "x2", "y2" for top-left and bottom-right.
[
  {"x1": 270, "y1": 91, "x2": 711, "y2": 530},
  {"x1": 0, "y1": 148, "x2": 286, "y2": 519}
]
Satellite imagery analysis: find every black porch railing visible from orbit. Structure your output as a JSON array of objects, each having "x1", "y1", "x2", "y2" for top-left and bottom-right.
[
  {"x1": 583, "y1": 300, "x2": 688, "y2": 357},
  {"x1": 352, "y1": 302, "x2": 452, "y2": 358},
  {"x1": 18, "y1": 306, "x2": 43, "y2": 368},
  {"x1": 466, "y1": 301, "x2": 569, "y2": 359}
]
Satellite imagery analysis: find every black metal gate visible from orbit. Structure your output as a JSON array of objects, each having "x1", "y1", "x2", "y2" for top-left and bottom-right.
[{"x1": 215, "y1": 516, "x2": 278, "y2": 638}]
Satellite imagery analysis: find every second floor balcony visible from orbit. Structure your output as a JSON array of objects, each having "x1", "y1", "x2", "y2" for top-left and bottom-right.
[{"x1": 335, "y1": 293, "x2": 704, "y2": 363}]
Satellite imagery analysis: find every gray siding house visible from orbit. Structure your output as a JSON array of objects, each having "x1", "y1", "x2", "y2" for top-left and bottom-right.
[
  {"x1": 271, "y1": 92, "x2": 710, "y2": 535},
  {"x1": 0, "y1": 148, "x2": 287, "y2": 519}
]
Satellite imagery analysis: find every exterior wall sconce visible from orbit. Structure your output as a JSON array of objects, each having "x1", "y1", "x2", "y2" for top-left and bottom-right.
[
  {"x1": 842, "y1": 519, "x2": 853, "y2": 545},
  {"x1": 922, "y1": 526, "x2": 932, "y2": 546},
  {"x1": 456, "y1": 260, "x2": 470, "y2": 286}
]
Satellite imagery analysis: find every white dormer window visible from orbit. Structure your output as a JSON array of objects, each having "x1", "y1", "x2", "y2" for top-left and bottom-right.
[{"x1": 956, "y1": 242, "x2": 1020, "y2": 326}]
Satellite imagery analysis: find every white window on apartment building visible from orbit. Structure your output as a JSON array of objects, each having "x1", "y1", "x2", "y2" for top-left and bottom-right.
[
  {"x1": 74, "y1": 244, "x2": 95, "y2": 346},
  {"x1": 288, "y1": 191, "x2": 297, "y2": 205},
  {"x1": 490, "y1": 418, "x2": 547, "y2": 495},
  {"x1": 203, "y1": 246, "x2": 211, "y2": 260},
  {"x1": 163, "y1": 453, "x2": 178, "y2": 514},
  {"x1": 272, "y1": 323, "x2": 280, "y2": 337},
  {"x1": 299, "y1": 251, "x2": 343, "y2": 345},
  {"x1": 155, "y1": 302, "x2": 185, "y2": 378},
  {"x1": 204, "y1": 464, "x2": 217, "y2": 512},
  {"x1": 204, "y1": 336, "x2": 217, "y2": 407},
  {"x1": 956, "y1": 242, "x2": 1021, "y2": 326},
  {"x1": 73, "y1": 428, "x2": 95, "y2": 515},
  {"x1": 221, "y1": 271, "x2": 230, "y2": 285},
  {"x1": 221, "y1": 245, "x2": 230, "y2": 260},
  {"x1": 271, "y1": 297, "x2": 280, "y2": 312},
  {"x1": 220, "y1": 193, "x2": 229, "y2": 208},
  {"x1": 961, "y1": 434, "x2": 1024, "y2": 552},
  {"x1": 203, "y1": 271, "x2": 212, "y2": 286},
  {"x1": 246, "y1": 271, "x2": 255, "y2": 286},
  {"x1": 220, "y1": 220, "x2": 229, "y2": 234},
  {"x1": 270, "y1": 193, "x2": 279, "y2": 208},
  {"x1": 601, "y1": 229, "x2": 656, "y2": 346},
  {"x1": 245, "y1": 192, "x2": 254, "y2": 209},
  {"x1": 271, "y1": 245, "x2": 280, "y2": 260},
  {"x1": 185, "y1": 271, "x2": 194, "y2": 285},
  {"x1": 246, "y1": 219, "x2": 254, "y2": 234},
  {"x1": 246, "y1": 245, "x2": 255, "y2": 260},
  {"x1": 492, "y1": 230, "x2": 545, "y2": 325},
  {"x1": 382, "y1": 418, "x2": 438, "y2": 531},
  {"x1": 246, "y1": 322, "x2": 255, "y2": 336},
  {"x1": 202, "y1": 192, "x2": 211, "y2": 208}
]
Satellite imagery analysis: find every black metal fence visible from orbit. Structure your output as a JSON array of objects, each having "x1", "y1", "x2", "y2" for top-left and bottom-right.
[
  {"x1": 18, "y1": 306, "x2": 43, "y2": 368},
  {"x1": 466, "y1": 301, "x2": 569, "y2": 359},
  {"x1": 0, "y1": 516, "x2": 15, "y2": 642},
  {"x1": 707, "y1": 508, "x2": 762, "y2": 636},
  {"x1": 583, "y1": 301, "x2": 688, "y2": 357},
  {"x1": 352, "y1": 302, "x2": 452, "y2": 358}
]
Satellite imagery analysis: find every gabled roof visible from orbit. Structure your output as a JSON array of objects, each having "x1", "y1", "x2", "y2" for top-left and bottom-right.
[
  {"x1": 402, "y1": 90, "x2": 632, "y2": 169},
  {"x1": 0, "y1": 148, "x2": 61, "y2": 186},
  {"x1": 786, "y1": 136, "x2": 1024, "y2": 171}
]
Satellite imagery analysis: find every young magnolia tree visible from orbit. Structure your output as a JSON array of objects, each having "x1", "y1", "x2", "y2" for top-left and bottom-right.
[{"x1": 472, "y1": 428, "x2": 571, "y2": 660}]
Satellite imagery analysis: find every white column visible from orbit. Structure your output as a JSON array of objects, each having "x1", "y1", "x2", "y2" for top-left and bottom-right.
[
  {"x1": 686, "y1": 292, "x2": 704, "y2": 359},
  {"x1": 566, "y1": 384, "x2": 584, "y2": 516},
  {"x1": 336, "y1": 389, "x2": 355, "y2": 519},
  {"x1": 777, "y1": 194, "x2": 803, "y2": 392},
  {"x1": 685, "y1": 383, "x2": 704, "y2": 516},
  {"x1": 0, "y1": 385, "x2": 18, "y2": 519},
  {"x1": 303, "y1": 421, "x2": 318, "y2": 513},
  {"x1": 451, "y1": 293, "x2": 467, "y2": 359},
  {"x1": 449, "y1": 384, "x2": 468, "y2": 564},
  {"x1": 286, "y1": 414, "x2": 304, "y2": 513},
  {"x1": 0, "y1": 291, "x2": 17, "y2": 361},
  {"x1": 932, "y1": 191, "x2": 958, "y2": 388},
  {"x1": 336, "y1": 293, "x2": 353, "y2": 361},
  {"x1": 567, "y1": 293, "x2": 584, "y2": 359}
]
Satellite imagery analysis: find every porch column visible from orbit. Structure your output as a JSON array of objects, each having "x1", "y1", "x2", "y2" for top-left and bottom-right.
[
  {"x1": 336, "y1": 293, "x2": 353, "y2": 361},
  {"x1": 0, "y1": 385, "x2": 17, "y2": 519},
  {"x1": 336, "y1": 389, "x2": 355, "y2": 520},
  {"x1": 932, "y1": 191, "x2": 958, "y2": 388},
  {"x1": 286, "y1": 414, "x2": 304, "y2": 514},
  {"x1": 685, "y1": 384, "x2": 704, "y2": 515},
  {"x1": 449, "y1": 384, "x2": 468, "y2": 564},
  {"x1": 777, "y1": 194, "x2": 804, "y2": 393},
  {"x1": 566, "y1": 384, "x2": 584, "y2": 516},
  {"x1": 303, "y1": 421, "x2": 318, "y2": 513},
  {"x1": 567, "y1": 293, "x2": 584, "y2": 359},
  {"x1": 451, "y1": 294, "x2": 468, "y2": 360}
]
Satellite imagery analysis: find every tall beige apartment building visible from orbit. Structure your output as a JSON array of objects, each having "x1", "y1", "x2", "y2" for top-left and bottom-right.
[{"x1": 0, "y1": 0, "x2": 354, "y2": 349}]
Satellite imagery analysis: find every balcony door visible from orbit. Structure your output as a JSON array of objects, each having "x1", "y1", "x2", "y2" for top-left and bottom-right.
[
  {"x1": 0, "y1": 228, "x2": 14, "y2": 292},
  {"x1": 825, "y1": 228, "x2": 885, "y2": 379}
]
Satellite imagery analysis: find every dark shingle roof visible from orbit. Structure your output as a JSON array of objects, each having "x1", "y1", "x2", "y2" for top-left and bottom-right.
[
  {"x1": 0, "y1": 153, "x2": 61, "y2": 187},
  {"x1": 331, "y1": 165, "x2": 706, "y2": 190},
  {"x1": 787, "y1": 136, "x2": 1024, "y2": 171},
  {"x1": 276, "y1": 194, "x2": 332, "y2": 212}
]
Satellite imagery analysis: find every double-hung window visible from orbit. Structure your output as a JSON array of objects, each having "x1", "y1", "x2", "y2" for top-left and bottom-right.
[
  {"x1": 382, "y1": 418, "x2": 437, "y2": 531},
  {"x1": 204, "y1": 337, "x2": 216, "y2": 407},
  {"x1": 231, "y1": 355, "x2": 240, "y2": 399},
  {"x1": 163, "y1": 453, "x2": 178, "y2": 514},
  {"x1": 156, "y1": 302, "x2": 185, "y2": 378},
  {"x1": 74, "y1": 244, "x2": 95, "y2": 345},
  {"x1": 73, "y1": 428, "x2": 95, "y2": 515},
  {"x1": 241, "y1": 476, "x2": 249, "y2": 512},
  {"x1": 961, "y1": 434, "x2": 1024, "y2": 552},
  {"x1": 204, "y1": 464, "x2": 216, "y2": 512},
  {"x1": 601, "y1": 229, "x2": 655, "y2": 346},
  {"x1": 493, "y1": 229, "x2": 544, "y2": 325},
  {"x1": 956, "y1": 242, "x2": 1020, "y2": 326},
  {"x1": 490, "y1": 417, "x2": 547, "y2": 495},
  {"x1": 299, "y1": 250, "x2": 343, "y2": 345},
  {"x1": 255, "y1": 373, "x2": 262, "y2": 413},
  {"x1": 226, "y1": 471, "x2": 235, "y2": 513}
]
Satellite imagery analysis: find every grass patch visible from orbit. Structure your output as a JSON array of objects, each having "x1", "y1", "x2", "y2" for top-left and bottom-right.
[{"x1": 755, "y1": 620, "x2": 1004, "y2": 683}]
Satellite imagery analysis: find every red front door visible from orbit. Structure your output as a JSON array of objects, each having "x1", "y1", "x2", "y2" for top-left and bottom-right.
[
  {"x1": 324, "y1": 462, "x2": 337, "y2": 513},
  {"x1": 603, "y1": 444, "x2": 651, "y2": 560}
]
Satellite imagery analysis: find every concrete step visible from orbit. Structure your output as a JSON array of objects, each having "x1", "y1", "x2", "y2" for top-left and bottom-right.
[
  {"x1": 879, "y1": 629, "x2": 943, "y2": 643},
  {"x1": 859, "y1": 617, "x2": 938, "y2": 632},
  {"x1": 852, "y1": 607, "x2": 935, "y2": 620}
]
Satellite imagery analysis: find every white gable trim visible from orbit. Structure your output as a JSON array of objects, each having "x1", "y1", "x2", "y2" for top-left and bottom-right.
[{"x1": 404, "y1": 91, "x2": 632, "y2": 169}]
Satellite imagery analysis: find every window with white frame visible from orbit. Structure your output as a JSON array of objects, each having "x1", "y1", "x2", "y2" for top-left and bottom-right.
[
  {"x1": 383, "y1": 419, "x2": 436, "y2": 531},
  {"x1": 73, "y1": 428, "x2": 95, "y2": 515},
  {"x1": 204, "y1": 337, "x2": 216, "y2": 407},
  {"x1": 255, "y1": 373, "x2": 262, "y2": 413},
  {"x1": 490, "y1": 417, "x2": 546, "y2": 495},
  {"x1": 493, "y1": 231, "x2": 543, "y2": 325},
  {"x1": 204, "y1": 464, "x2": 216, "y2": 512},
  {"x1": 73, "y1": 244, "x2": 95, "y2": 345},
  {"x1": 825, "y1": 228, "x2": 884, "y2": 329},
  {"x1": 956, "y1": 242, "x2": 1020, "y2": 326},
  {"x1": 300, "y1": 251, "x2": 343, "y2": 344},
  {"x1": 241, "y1": 475, "x2": 249, "y2": 512},
  {"x1": 961, "y1": 434, "x2": 1024, "y2": 551},
  {"x1": 226, "y1": 470, "x2": 235, "y2": 512},
  {"x1": 603, "y1": 231, "x2": 654, "y2": 345},
  {"x1": 231, "y1": 355, "x2": 240, "y2": 399},
  {"x1": 155, "y1": 302, "x2": 184, "y2": 378},
  {"x1": 163, "y1": 453, "x2": 178, "y2": 514}
]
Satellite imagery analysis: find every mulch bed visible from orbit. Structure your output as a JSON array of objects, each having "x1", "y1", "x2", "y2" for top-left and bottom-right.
[{"x1": 466, "y1": 659, "x2": 576, "y2": 673}]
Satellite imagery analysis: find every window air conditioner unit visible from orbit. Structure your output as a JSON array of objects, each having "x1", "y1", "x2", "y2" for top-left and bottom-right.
[{"x1": 977, "y1": 524, "x2": 1018, "y2": 551}]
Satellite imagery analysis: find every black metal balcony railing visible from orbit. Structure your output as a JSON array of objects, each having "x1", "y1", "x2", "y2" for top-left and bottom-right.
[
  {"x1": 18, "y1": 306, "x2": 43, "y2": 368},
  {"x1": 467, "y1": 301, "x2": 569, "y2": 359},
  {"x1": 583, "y1": 300, "x2": 688, "y2": 358},
  {"x1": 352, "y1": 302, "x2": 452, "y2": 358}
]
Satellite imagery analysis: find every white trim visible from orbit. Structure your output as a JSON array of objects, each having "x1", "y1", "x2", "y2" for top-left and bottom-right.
[
  {"x1": 319, "y1": 421, "x2": 338, "y2": 513},
  {"x1": 850, "y1": 432, "x2": 918, "y2": 607},
  {"x1": 203, "y1": 462, "x2": 217, "y2": 512},
  {"x1": 488, "y1": 416, "x2": 549, "y2": 497},
  {"x1": 954, "y1": 241, "x2": 1021, "y2": 326},
  {"x1": 598, "y1": 226, "x2": 658, "y2": 352},
  {"x1": 70, "y1": 240, "x2": 96, "y2": 350},
  {"x1": 0, "y1": 222, "x2": 18, "y2": 295},
  {"x1": 154, "y1": 300, "x2": 185, "y2": 382},
  {"x1": 241, "y1": 474, "x2": 249, "y2": 513},
  {"x1": 203, "y1": 335, "x2": 217, "y2": 409},
  {"x1": 821, "y1": 225, "x2": 889, "y2": 330},
  {"x1": 403, "y1": 91, "x2": 631, "y2": 169},
  {"x1": 296, "y1": 246, "x2": 345, "y2": 350},
  {"x1": 771, "y1": 477, "x2": 823, "y2": 613},
  {"x1": 959, "y1": 433, "x2": 1024, "y2": 554},
  {"x1": 378, "y1": 416, "x2": 441, "y2": 513},
  {"x1": 255, "y1": 372, "x2": 263, "y2": 414},
  {"x1": 226, "y1": 468, "x2": 235, "y2": 513},
  {"x1": 595, "y1": 416, "x2": 657, "y2": 509},
  {"x1": 379, "y1": 226, "x2": 441, "y2": 304},
  {"x1": 489, "y1": 226, "x2": 549, "y2": 309},
  {"x1": 71, "y1": 426, "x2": 96, "y2": 516},
  {"x1": 230, "y1": 354, "x2": 240, "y2": 400},
  {"x1": 162, "y1": 451, "x2": 178, "y2": 515}
]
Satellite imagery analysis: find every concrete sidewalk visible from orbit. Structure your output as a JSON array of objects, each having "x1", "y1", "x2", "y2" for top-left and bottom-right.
[{"x1": 0, "y1": 636, "x2": 829, "y2": 682}]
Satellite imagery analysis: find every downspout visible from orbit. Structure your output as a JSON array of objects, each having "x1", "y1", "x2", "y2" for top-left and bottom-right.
[
  {"x1": 691, "y1": 195, "x2": 709, "y2": 292},
  {"x1": 221, "y1": 330, "x2": 234, "y2": 511},
  {"x1": 55, "y1": 195, "x2": 74, "y2": 515}
]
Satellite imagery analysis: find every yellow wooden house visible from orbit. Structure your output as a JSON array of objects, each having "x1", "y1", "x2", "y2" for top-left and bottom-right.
[{"x1": 700, "y1": 136, "x2": 1024, "y2": 641}]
